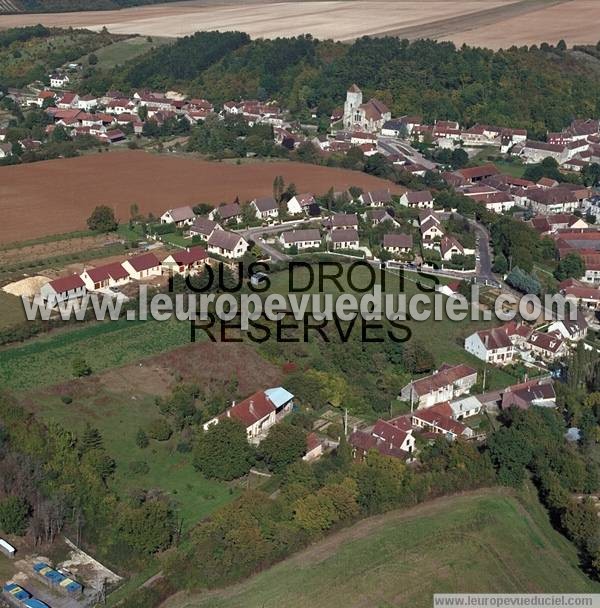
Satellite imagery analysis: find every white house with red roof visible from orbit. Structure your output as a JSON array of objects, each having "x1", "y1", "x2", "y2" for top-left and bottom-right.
[
  {"x1": 122, "y1": 252, "x2": 162, "y2": 280},
  {"x1": 161, "y1": 246, "x2": 208, "y2": 275},
  {"x1": 525, "y1": 330, "x2": 567, "y2": 362},
  {"x1": 81, "y1": 262, "x2": 130, "y2": 291},
  {"x1": 287, "y1": 193, "x2": 316, "y2": 215},
  {"x1": 203, "y1": 387, "x2": 294, "y2": 443},
  {"x1": 40, "y1": 274, "x2": 86, "y2": 306},
  {"x1": 400, "y1": 363, "x2": 478, "y2": 409},
  {"x1": 465, "y1": 325, "x2": 514, "y2": 365}
]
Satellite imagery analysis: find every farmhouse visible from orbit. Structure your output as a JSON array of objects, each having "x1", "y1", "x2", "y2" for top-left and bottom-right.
[
  {"x1": 251, "y1": 196, "x2": 279, "y2": 220},
  {"x1": 287, "y1": 193, "x2": 316, "y2": 215},
  {"x1": 160, "y1": 206, "x2": 196, "y2": 226},
  {"x1": 40, "y1": 274, "x2": 86, "y2": 306},
  {"x1": 81, "y1": 262, "x2": 130, "y2": 291},
  {"x1": 400, "y1": 363, "x2": 478, "y2": 409},
  {"x1": 207, "y1": 230, "x2": 249, "y2": 259},
  {"x1": 161, "y1": 246, "x2": 208, "y2": 274},
  {"x1": 210, "y1": 202, "x2": 242, "y2": 224},
  {"x1": 281, "y1": 229, "x2": 321, "y2": 250},
  {"x1": 383, "y1": 233, "x2": 413, "y2": 256},
  {"x1": 359, "y1": 189, "x2": 392, "y2": 207},
  {"x1": 400, "y1": 190, "x2": 434, "y2": 209},
  {"x1": 330, "y1": 228, "x2": 360, "y2": 250},
  {"x1": 203, "y1": 387, "x2": 294, "y2": 443},
  {"x1": 188, "y1": 216, "x2": 220, "y2": 240},
  {"x1": 122, "y1": 252, "x2": 162, "y2": 280}
]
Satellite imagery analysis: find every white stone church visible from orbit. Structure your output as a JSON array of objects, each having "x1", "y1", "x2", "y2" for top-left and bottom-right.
[{"x1": 343, "y1": 84, "x2": 391, "y2": 133}]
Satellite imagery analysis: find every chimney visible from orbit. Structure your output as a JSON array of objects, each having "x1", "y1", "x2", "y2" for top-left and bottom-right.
[{"x1": 249, "y1": 401, "x2": 255, "y2": 415}]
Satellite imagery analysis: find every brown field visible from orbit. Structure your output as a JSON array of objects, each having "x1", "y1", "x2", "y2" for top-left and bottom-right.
[
  {"x1": 0, "y1": 150, "x2": 403, "y2": 245},
  {"x1": 1, "y1": 0, "x2": 596, "y2": 49}
]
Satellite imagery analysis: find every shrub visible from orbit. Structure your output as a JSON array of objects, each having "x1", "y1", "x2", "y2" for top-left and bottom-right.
[{"x1": 146, "y1": 418, "x2": 172, "y2": 442}]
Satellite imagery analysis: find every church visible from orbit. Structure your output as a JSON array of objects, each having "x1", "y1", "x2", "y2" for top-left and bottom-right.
[{"x1": 343, "y1": 84, "x2": 391, "y2": 133}]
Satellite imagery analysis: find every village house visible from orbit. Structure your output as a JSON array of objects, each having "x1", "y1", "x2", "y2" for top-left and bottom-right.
[
  {"x1": 160, "y1": 206, "x2": 196, "y2": 227},
  {"x1": 399, "y1": 190, "x2": 434, "y2": 209},
  {"x1": 464, "y1": 325, "x2": 515, "y2": 365},
  {"x1": 105, "y1": 98, "x2": 136, "y2": 115},
  {"x1": 77, "y1": 94, "x2": 98, "y2": 111},
  {"x1": 251, "y1": 196, "x2": 279, "y2": 221},
  {"x1": 470, "y1": 191, "x2": 515, "y2": 214},
  {"x1": 209, "y1": 202, "x2": 243, "y2": 224},
  {"x1": 519, "y1": 140, "x2": 569, "y2": 164},
  {"x1": 81, "y1": 262, "x2": 130, "y2": 291},
  {"x1": 383, "y1": 233, "x2": 413, "y2": 256},
  {"x1": 343, "y1": 84, "x2": 391, "y2": 133},
  {"x1": 330, "y1": 213, "x2": 359, "y2": 231},
  {"x1": 121, "y1": 252, "x2": 162, "y2": 280},
  {"x1": 440, "y1": 235, "x2": 464, "y2": 261},
  {"x1": 525, "y1": 331, "x2": 568, "y2": 362},
  {"x1": 303, "y1": 433, "x2": 325, "y2": 462},
  {"x1": 49, "y1": 73, "x2": 69, "y2": 88},
  {"x1": 207, "y1": 230, "x2": 249, "y2": 259},
  {"x1": 454, "y1": 164, "x2": 499, "y2": 184},
  {"x1": 281, "y1": 229, "x2": 322, "y2": 250},
  {"x1": 366, "y1": 208, "x2": 399, "y2": 227},
  {"x1": 411, "y1": 402, "x2": 474, "y2": 441},
  {"x1": 498, "y1": 378, "x2": 556, "y2": 410},
  {"x1": 330, "y1": 228, "x2": 360, "y2": 250},
  {"x1": 547, "y1": 310, "x2": 588, "y2": 342},
  {"x1": 188, "y1": 217, "x2": 220, "y2": 241},
  {"x1": 526, "y1": 187, "x2": 583, "y2": 215},
  {"x1": 559, "y1": 278, "x2": 600, "y2": 310},
  {"x1": 57, "y1": 92, "x2": 78, "y2": 109},
  {"x1": 40, "y1": 274, "x2": 87, "y2": 306},
  {"x1": 359, "y1": 189, "x2": 392, "y2": 207},
  {"x1": 420, "y1": 215, "x2": 444, "y2": 249},
  {"x1": 400, "y1": 363, "x2": 478, "y2": 409},
  {"x1": 287, "y1": 193, "x2": 317, "y2": 215},
  {"x1": 449, "y1": 396, "x2": 482, "y2": 420},
  {"x1": 161, "y1": 246, "x2": 208, "y2": 275},
  {"x1": 530, "y1": 214, "x2": 588, "y2": 235},
  {"x1": 203, "y1": 387, "x2": 294, "y2": 443},
  {"x1": 349, "y1": 416, "x2": 415, "y2": 461},
  {"x1": 0, "y1": 143, "x2": 12, "y2": 158}
]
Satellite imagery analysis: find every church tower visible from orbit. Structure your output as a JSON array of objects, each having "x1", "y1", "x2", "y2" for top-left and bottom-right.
[{"x1": 344, "y1": 84, "x2": 362, "y2": 129}]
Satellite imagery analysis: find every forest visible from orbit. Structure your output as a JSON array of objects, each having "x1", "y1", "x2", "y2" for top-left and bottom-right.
[{"x1": 76, "y1": 32, "x2": 600, "y2": 137}]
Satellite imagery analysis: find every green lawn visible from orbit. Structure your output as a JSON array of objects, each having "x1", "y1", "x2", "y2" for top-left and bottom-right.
[
  {"x1": 32, "y1": 387, "x2": 234, "y2": 533},
  {"x1": 78, "y1": 36, "x2": 174, "y2": 69},
  {"x1": 0, "y1": 291, "x2": 27, "y2": 329},
  {"x1": 266, "y1": 265, "x2": 514, "y2": 389},
  {"x1": 170, "y1": 486, "x2": 599, "y2": 608},
  {"x1": 0, "y1": 318, "x2": 192, "y2": 391}
]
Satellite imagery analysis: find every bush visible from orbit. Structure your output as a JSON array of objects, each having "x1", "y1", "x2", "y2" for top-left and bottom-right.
[
  {"x1": 60, "y1": 394, "x2": 73, "y2": 404},
  {"x1": 128, "y1": 461, "x2": 150, "y2": 475},
  {"x1": 146, "y1": 418, "x2": 172, "y2": 441}
]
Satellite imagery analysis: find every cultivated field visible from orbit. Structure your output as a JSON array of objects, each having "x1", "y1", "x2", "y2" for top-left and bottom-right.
[
  {"x1": 0, "y1": 0, "x2": 597, "y2": 49},
  {"x1": 165, "y1": 486, "x2": 600, "y2": 608},
  {"x1": 0, "y1": 151, "x2": 403, "y2": 245}
]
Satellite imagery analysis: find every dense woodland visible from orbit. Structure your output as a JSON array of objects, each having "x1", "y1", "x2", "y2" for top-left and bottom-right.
[{"x1": 75, "y1": 31, "x2": 600, "y2": 137}]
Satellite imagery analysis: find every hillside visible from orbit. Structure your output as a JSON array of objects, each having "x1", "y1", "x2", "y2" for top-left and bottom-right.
[
  {"x1": 166, "y1": 487, "x2": 600, "y2": 608},
  {"x1": 0, "y1": 0, "x2": 181, "y2": 13}
]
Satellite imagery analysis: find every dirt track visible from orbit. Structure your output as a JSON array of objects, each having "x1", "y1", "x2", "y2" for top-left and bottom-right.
[{"x1": 0, "y1": 150, "x2": 403, "y2": 245}]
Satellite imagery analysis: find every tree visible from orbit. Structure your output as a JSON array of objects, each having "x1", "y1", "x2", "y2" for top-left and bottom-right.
[
  {"x1": 554, "y1": 253, "x2": 585, "y2": 281},
  {"x1": 118, "y1": 497, "x2": 175, "y2": 554},
  {"x1": 72, "y1": 357, "x2": 92, "y2": 377},
  {"x1": 259, "y1": 424, "x2": 306, "y2": 473},
  {"x1": 146, "y1": 418, "x2": 172, "y2": 441},
  {"x1": 88, "y1": 53, "x2": 98, "y2": 65},
  {"x1": 492, "y1": 253, "x2": 508, "y2": 274},
  {"x1": 135, "y1": 428, "x2": 149, "y2": 449},
  {"x1": 81, "y1": 423, "x2": 103, "y2": 453},
  {"x1": 87, "y1": 205, "x2": 118, "y2": 232},
  {"x1": 193, "y1": 418, "x2": 254, "y2": 480},
  {"x1": 0, "y1": 496, "x2": 29, "y2": 535}
]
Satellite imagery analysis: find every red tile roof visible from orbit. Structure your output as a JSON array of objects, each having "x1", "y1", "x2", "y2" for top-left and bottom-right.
[
  {"x1": 227, "y1": 391, "x2": 275, "y2": 427},
  {"x1": 126, "y1": 252, "x2": 161, "y2": 272},
  {"x1": 49, "y1": 274, "x2": 85, "y2": 293},
  {"x1": 86, "y1": 262, "x2": 129, "y2": 283}
]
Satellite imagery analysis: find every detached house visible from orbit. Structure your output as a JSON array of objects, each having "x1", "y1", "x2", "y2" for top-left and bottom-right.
[
  {"x1": 203, "y1": 387, "x2": 294, "y2": 443},
  {"x1": 287, "y1": 193, "x2": 317, "y2": 215},
  {"x1": 464, "y1": 326, "x2": 514, "y2": 365},
  {"x1": 40, "y1": 274, "x2": 86, "y2": 306},
  {"x1": 161, "y1": 246, "x2": 208, "y2": 275},
  {"x1": 330, "y1": 228, "x2": 360, "y2": 250},
  {"x1": 400, "y1": 363, "x2": 478, "y2": 409},
  {"x1": 160, "y1": 206, "x2": 196, "y2": 227},
  {"x1": 526, "y1": 331, "x2": 567, "y2": 362},
  {"x1": 81, "y1": 262, "x2": 130, "y2": 291},
  {"x1": 440, "y1": 235, "x2": 464, "y2": 261},
  {"x1": 188, "y1": 216, "x2": 220, "y2": 241},
  {"x1": 383, "y1": 233, "x2": 413, "y2": 256},
  {"x1": 420, "y1": 215, "x2": 444, "y2": 249},
  {"x1": 281, "y1": 229, "x2": 321, "y2": 250},
  {"x1": 547, "y1": 310, "x2": 588, "y2": 342},
  {"x1": 122, "y1": 252, "x2": 162, "y2": 280},
  {"x1": 207, "y1": 230, "x2": 249, "y2": 259},
  {"x1": 209, "y1": 202, "x2": 242, "y2": 224},
  {"x1": 359, "y1": 189, "x2": 392, "y2": 207},
  {"x1": 366, "y1": 208, "x2": 399, "y2": 227},
  {"x1": 349, "y1": 416, "x2": 415, "y2": 461},
  {"x1": 400, "y1": 190, "x2": 434, "y2": 209},
  {"x1": 330, "y1": 213, "x2": 359, "y2": 231},
  {"x1": 251, "y1": 196, "x2": 279, "y2": 221}
]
